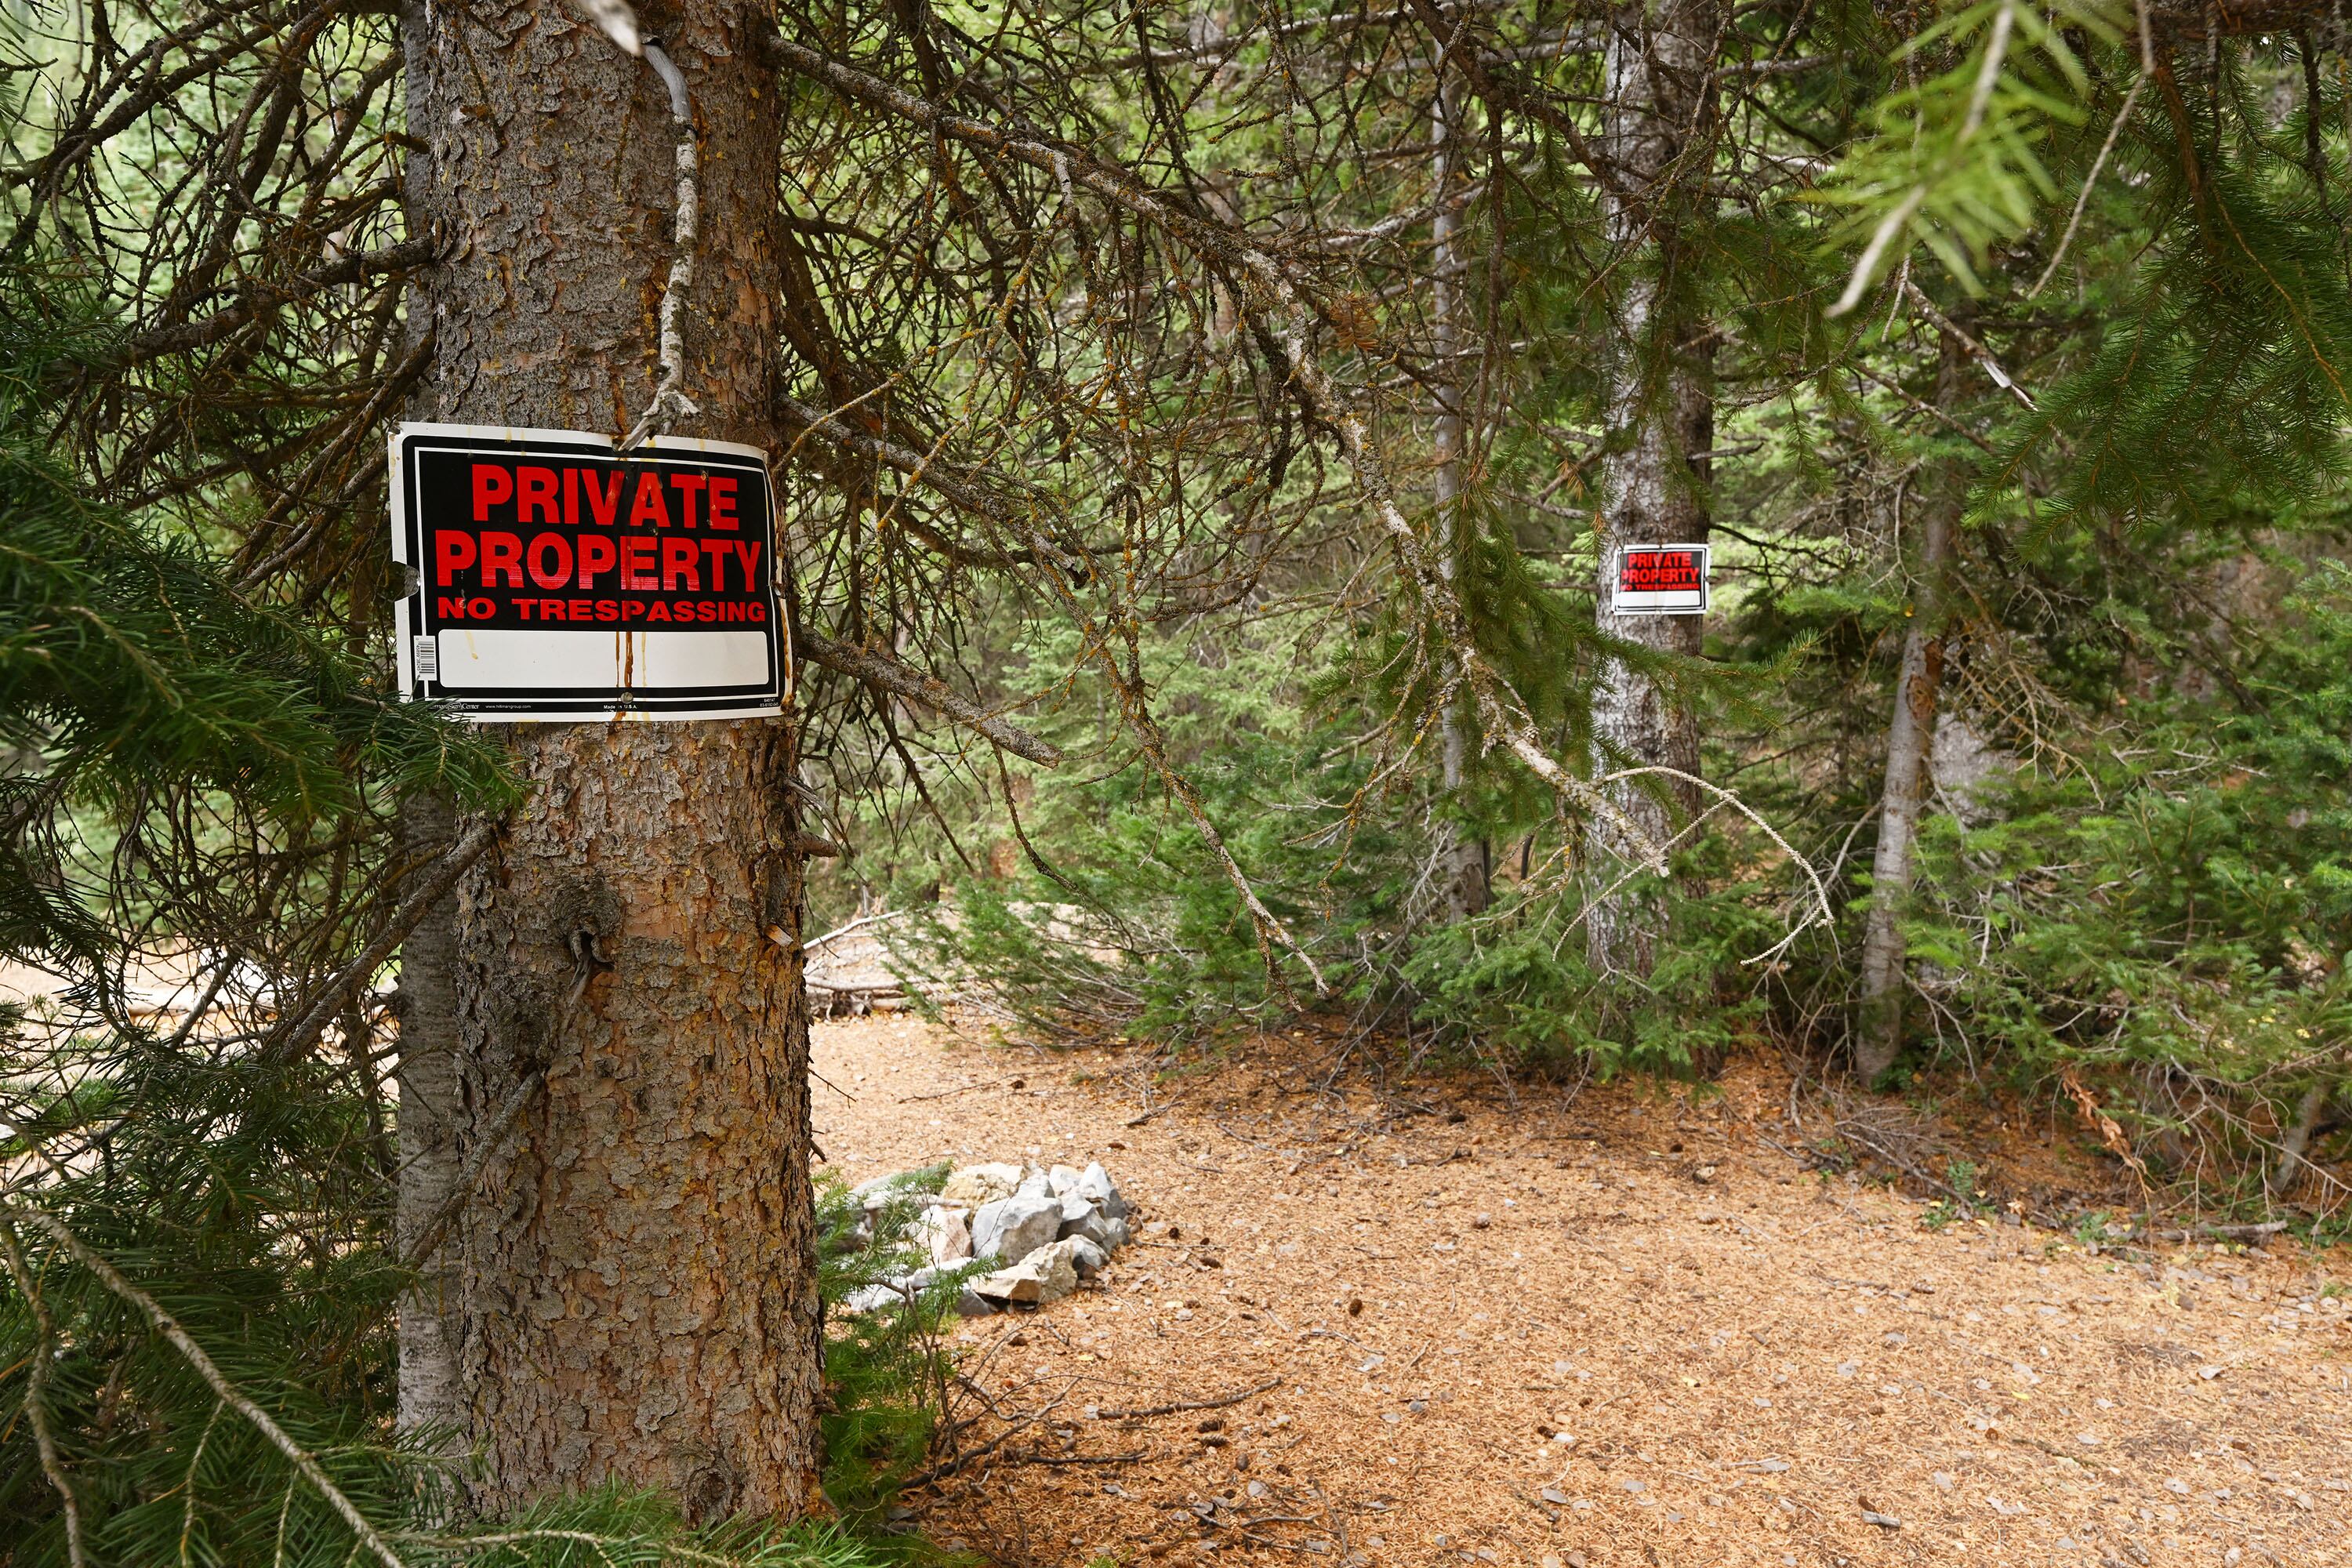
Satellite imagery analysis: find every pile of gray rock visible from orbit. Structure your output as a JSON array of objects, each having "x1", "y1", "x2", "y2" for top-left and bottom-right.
[{"x1": 841, "y1": 1158, "x2": 1133, "y2": 1316}]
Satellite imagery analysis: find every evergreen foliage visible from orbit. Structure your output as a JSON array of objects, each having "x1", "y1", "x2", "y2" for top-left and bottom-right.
[
  {"x1": 829, "y1": 8, "x2": 2352, "y2": 1203},
  {"x1": 0, "y1": 295, "x2": 513, "y2": 991},
  {"x1": 0, "y1": 293, "x2": 937, "y2": 1562},
  {"x1": 6, "y1": 0, "x2": 2352, "y2": 1555}
]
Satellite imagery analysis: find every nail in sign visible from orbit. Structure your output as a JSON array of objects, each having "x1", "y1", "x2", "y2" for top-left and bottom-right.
[
  {"x1": 390, "y1": 422, "x2": 785, "y2": 721},
  {"x1": 1611, "y1": 543, "x2": 1710, "y2": 615}
]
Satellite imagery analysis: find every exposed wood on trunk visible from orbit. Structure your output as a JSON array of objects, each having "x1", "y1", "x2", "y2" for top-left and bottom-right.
[
  {"x1": 1854, "y1": 336, "x2": 1965, "y2": 1082},
  {"x1": 394, "y1": 791, "x2": 463, "y2": 1453},
  {"x1": 1584, "y1": 0, "x2": 1718, "y2": 978},
  {"x1": 399, "y1": 0, "x2": 821, "y2": 1520}
]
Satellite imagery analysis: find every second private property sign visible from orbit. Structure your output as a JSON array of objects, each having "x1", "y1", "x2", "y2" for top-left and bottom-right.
[
  {"x1": 390, "y1": 423, "x2": 783, "y2": 720},
  {"x1": 1610, "y1": 543, "x2": 1710, "y2": 616}
]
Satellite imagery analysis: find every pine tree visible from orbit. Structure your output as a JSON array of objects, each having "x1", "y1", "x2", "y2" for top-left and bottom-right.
[
  {"x1": 1583, "y1": 0, "x2": 1723, "y2": 982},
  {"x1": 394, "y1": 2, "x2": 823, "y2": 1516}
]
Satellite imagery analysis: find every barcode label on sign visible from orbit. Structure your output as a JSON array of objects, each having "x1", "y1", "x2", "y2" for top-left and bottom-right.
[{"x1": 412, "y1": 636, "x2": 439, "y2": 682}]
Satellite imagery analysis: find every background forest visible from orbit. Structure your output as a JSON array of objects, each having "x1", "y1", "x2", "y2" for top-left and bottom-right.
[
  {"x1": 789, "y1": 1, "x2": 2352, "y2": 1202},
  {"x1": 3, "y1": 0, "x2": 2350, "y2": 1562}
]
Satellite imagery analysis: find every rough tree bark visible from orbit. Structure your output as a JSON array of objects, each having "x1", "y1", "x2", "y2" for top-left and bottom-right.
[
  {"x1": 397, "y1": 0, "x2": 822, "y2": 1520},
  {"x1": 1431, "y1": 79, "x2": 1489, "y2": 920},
  {"x1": 1585, "y1": 0, "x2": 1717, "y2": 978},
  {"x1": 1853, "y1": 335, "x2": 1964, "y2": 1083}
]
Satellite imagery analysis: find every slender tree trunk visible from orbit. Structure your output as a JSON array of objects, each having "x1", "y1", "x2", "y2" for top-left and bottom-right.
[
  {"x1": 1853, "y1": 495, "x2": 1956, "y2": 1081},
  {"x1": 398, "y1": 0, "x2": 822, "y2": 1520},
  {"x1": 1432, "y1": 80, "x2": 1489, "y2": 920},
  {"x1": 1585, "y1": 0, "x2": 1717, "y2": 978},
  {"x1": 394, "y1": 790, "x2": 463, "y2": 1452},
  {"x1": 1853, "y1": 337, "x2": 1965, "y2": 1082}
]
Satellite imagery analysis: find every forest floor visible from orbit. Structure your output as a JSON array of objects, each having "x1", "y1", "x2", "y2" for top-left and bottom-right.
[{"x1": 811, "y1": 1015, "x2": 2350, "y2": 1568}]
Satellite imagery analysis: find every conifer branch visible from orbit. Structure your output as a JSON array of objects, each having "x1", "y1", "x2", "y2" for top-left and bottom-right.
[
  {"x1": 0, "y1": 1217, "x2": 89, "y2": 1568},
  {"x1": 2029, "y1": 67, "x2": 2149, "y2": 297},
  {"x1": 767, "y1": 37, "x2": 1675, "y2": 877},
  {"x1": 1, "y1": 1203, "x2": 412, "y2": 1568},
  {"x1": 396, "y1": 1068, "x2": 546, "y2": 1271},
  {"x1": 260, "y1": 819, "x2": 502, "y2": 1067},
  {"x1": 800, "y1": 633, "x2": 1064, "y2": 766}
]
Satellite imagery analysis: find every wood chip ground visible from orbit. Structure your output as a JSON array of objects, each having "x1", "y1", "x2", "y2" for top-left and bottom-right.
[{"x1": 815, "y1": 1017, "x2": 2350, "y2": 1567}]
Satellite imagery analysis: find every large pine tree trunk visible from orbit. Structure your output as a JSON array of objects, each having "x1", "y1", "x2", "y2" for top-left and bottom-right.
[
  {"x1": 1853, "y1": 339, "x2": 1964, "y2": 1081},
  {"x1": 397, "y1": 0, "x2": 822, "y2": 1519},
  {"x1": 1585, "y1": 0, "x2": 1716, "y2": 978}
]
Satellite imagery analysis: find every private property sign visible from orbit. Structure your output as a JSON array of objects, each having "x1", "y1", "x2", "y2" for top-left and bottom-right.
[
  {"x1": 390, "y1": 423, "x2": 783, "y2": 720},
  {"x1": 1610, "y1": 542, "x2": 1710, "y2": 615}
]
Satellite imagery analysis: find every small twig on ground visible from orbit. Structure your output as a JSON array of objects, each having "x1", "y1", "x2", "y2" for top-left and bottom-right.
[
  {"x1": 2149, "y1": 1221, "x2": 2292, "y2": 1243},
  {"x1": 898, "y1": 1078, "x2": 1007, "y2": 1103},
  {"x1": 908, "y1": 1376, "x2": 1082, "y2": 1486},
  {"x1": 1095, "y1": 1375, "x2": 1283, "y2": 1420}
]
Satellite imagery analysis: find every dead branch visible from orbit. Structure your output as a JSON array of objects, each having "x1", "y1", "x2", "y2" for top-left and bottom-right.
[
  {"x1": 1095, "y1": 1375, "x2": 1283, "y2": 1420},
  {"x1": 800, "y1": 633, "x2": 1063, "y2": 766}
]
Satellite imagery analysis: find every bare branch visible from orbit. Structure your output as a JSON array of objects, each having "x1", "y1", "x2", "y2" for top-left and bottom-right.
[
  {"x1": 800, "y1": 632, "x2": 1064, "y2": 766},
  {"x1": 260, "y1": 819, "x2": 503, "y2": 1067}
]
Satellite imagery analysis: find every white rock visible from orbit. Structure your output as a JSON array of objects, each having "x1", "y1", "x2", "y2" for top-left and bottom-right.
[
  {"x1": 913, "y1": 1205, "x2": 971, "y2": 1265},
  {"x1": 938, "y1": 1163, "x2": 1025, "y2": 1207},
  {"x1": 972, "y1": 1243, "x2": 1079, "y2": 1306},
  {"x1": 1076, "y1": 1161, "x2": 1129, "y2": 1218},
  {"x1": 1025, "y1": 1234, "x2": 1108, "y2": 1281},
  {"x1": 1060, "y1": 1205, "x2": 1122, "y2": 1250},
  {"x1": 1014, "y1": 1165, "x2": 1054, "y2": 1200},
  {"x1": 970, "y1": 1264, "x2": 1047, "y2": 1305},
  {"x1": 841, "y1": 1283, "x2": 903, "y2": 1313},
  {"x1": 851, "y1": 1167, "x2": 922, "y2": 1200},
  {"x1": 1050, "y1": 1163, "x2": 1084, "y2": 1196},
  {"x1": 847, "y1": 1265, "x2": 967, "y2": 1312},
  {"x1": 1028, "y1": 1242, "x2": 1082, "y2": 1299},
  {"x1": 972, "y1": 1192, "x2": 1062, "y2": 1263}
]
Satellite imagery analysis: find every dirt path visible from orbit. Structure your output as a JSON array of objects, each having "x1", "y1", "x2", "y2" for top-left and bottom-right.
[{"x1": 813, "y1": 1018, "x2": 2348, "y2": 1568}]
